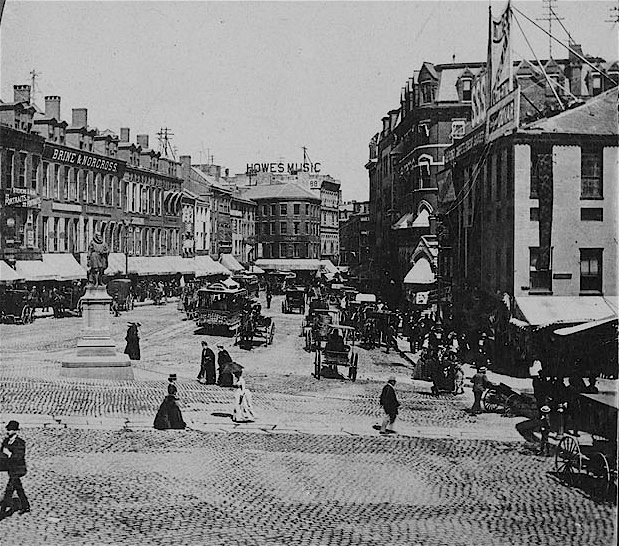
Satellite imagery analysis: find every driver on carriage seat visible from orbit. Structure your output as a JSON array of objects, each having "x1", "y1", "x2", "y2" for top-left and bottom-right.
[{"x1": 325, "y1": 329, "x2": 346, "y2": 352}]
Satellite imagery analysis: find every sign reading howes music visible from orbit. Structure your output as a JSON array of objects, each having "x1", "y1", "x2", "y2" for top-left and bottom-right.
[{"x1": 43, "y1": 144, "x2": 126, "y2": 176}]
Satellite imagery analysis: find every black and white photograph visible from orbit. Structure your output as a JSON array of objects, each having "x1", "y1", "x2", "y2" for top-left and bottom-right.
[{"x1": 0, "y1": 0, "x2": 617, "y2": 544}]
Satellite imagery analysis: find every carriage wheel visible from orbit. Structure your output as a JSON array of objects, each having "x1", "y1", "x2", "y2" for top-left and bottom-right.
[
  {"x1": 314, "y1": 351, "x2": 321, "y2": 379},
  {"x1": 350, "y1": 353, "x2": 359, "y2": 382},
  {"x1": 555, "y1": 436, "x2": 582, "y2": 485},
  {"x1": 482, "y1": 389, "x2": 502, "y2": 413},
  {"x1": 588, "y1": 452, "x2": 611, "y2": 498},
  {"x1": 20, "y1": 306, "x2": 30, "y2": 325},
  {"x1": 504, "y1": 393, "x2": 521, "y2": 416}
]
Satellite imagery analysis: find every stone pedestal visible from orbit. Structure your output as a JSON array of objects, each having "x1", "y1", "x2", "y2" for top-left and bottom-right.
[{"x1": 62, "y1": 285, "x2": 133, "y2": 380}]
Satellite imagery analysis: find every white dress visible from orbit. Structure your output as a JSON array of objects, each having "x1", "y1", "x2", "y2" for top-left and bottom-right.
[{"x1": 232, "y1": 377, "x2": 255, "y2": 423}]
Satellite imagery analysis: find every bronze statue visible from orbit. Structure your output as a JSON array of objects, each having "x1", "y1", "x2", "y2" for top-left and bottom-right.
[{"x1": 87, "y1": 233, "x2": 109, "y2": 286}]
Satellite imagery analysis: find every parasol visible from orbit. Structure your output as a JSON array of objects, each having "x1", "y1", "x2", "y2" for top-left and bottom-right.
[{"x1": 222, "y1": 361, "x2": 244, "y2": 374}]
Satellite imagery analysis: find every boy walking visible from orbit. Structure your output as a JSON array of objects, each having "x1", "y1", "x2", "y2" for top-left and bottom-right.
[{"x1": 0, "y1": 420, "x2": 30, "y2": 517}]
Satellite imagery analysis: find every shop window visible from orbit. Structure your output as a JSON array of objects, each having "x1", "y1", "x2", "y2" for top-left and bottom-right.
[
  {"x1": 580, "y1": 249, "x2": 602, "y2": 293},
  {"x1": 581, "y1": 149, "x2": 603, "y2": 198}
]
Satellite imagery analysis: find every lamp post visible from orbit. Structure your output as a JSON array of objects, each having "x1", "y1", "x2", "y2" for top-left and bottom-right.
[{"x1": 122, "y1": 219, "x2": 132, "y2": 277}]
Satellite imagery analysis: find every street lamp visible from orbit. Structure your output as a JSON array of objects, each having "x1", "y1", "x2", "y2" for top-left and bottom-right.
[{"x1": 122, "y1": 219, "x2": 132, "y2": 277}]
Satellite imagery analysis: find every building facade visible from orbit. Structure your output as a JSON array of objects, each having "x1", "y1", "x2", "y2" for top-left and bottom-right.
[
  {"x1": 0, "y1": 85, "x2": 183, "y2": 271},
  {"x1": 240, "y1": 182, "x2": 321, "y2": 260}
]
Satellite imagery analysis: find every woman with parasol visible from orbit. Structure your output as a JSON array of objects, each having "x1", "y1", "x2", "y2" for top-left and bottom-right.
[{"x1": 226, "y1": 362, "x2": 255, "y2": 423}]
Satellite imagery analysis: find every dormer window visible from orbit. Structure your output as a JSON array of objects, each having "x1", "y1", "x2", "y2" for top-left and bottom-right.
[
  {"x1": 462, "y1": 79, "x2": 472, "y2": 101},
  {"x1": 421, "y1": 82, "x2": 435, "y2": 103},
  {"x1": 591, "y1": 74, "x2": 602, "y2": 95}
]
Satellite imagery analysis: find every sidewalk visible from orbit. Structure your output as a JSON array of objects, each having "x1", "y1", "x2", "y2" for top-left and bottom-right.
[{"x1": 33, "y1": 296, "x2": 180, "y2": 319}]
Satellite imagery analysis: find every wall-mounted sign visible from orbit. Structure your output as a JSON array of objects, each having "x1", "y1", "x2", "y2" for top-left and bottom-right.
[
  {"x1": 486, "y1": 88, "x2": 520, "y2": 143},
  {"x1": 246, "y1": 162, "x2": 321, "y2": 174},
  {"x1": 3, "y1": 188, "x2": 41, "y2": 209},
  {"x1": 44, "y1": 143, "x2": 126, "y2": 176}
]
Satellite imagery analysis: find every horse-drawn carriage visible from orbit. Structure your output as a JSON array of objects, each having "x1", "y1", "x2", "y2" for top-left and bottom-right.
[
  {"x1": 482, "y1": 382, "x2": 533, "y2": 416},
  {"x1": 282, "y1": 287, "x2": 305, "y2": 314},
  {"x1": 301, "y1": 298, "x2": 341, "y2": 351},
  {"x1": 106, "y1": 279, "x2": 134, "y2": 312},
  {"x1": 0, "y1": 288, "x2": 35, "y2": 324},
  {"x1": 313, "y1": 324, "x2": 359, "y2": 381},
  {"x1": 233, "y1": 274, "x2": 260, "y2": 299},
  {"x1": 554, "y1": 391, "x2": 617, "y2": 498},
  {"x1": 195, "y1": 282, "x2": 247, "y2": 336},
  {"x1": 237, "y1": 303, "x2": 275, "y2": 347}
]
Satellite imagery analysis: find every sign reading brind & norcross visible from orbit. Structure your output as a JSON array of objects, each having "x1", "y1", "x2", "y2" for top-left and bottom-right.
[{"x1": 43, "y1": 144, "x2": 126, "y2": 176}]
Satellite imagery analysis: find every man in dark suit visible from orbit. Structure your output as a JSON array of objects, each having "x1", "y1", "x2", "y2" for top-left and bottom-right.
[
  {"x1": 198, "y1": 341, "x2": 216, "y2": 385},
  {"x1": 0, "y1": 420, "x2": 30, "y2": 517},
  {"x1": 379, "y1": 376, "x2": 400, "y2": 434}
]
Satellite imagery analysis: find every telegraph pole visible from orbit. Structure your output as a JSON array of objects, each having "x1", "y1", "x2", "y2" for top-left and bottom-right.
[{"x1": 537, "y1": 0, "x2": 563, "y2": 57}]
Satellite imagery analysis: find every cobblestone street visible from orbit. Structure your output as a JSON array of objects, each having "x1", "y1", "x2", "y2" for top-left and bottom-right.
[{"x1": 0, "y1": 296, "x2": 616, "y2": 545}]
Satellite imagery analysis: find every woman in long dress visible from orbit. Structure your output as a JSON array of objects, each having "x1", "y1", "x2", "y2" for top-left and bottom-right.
[
  {"x1": 154, "y1": 374, "x2": 186, "y2": 430},
  {"x1": 124, "y1": 322, "x2": 141, "y2": 360},
  {"x1": 232, "y1": 371, "x2": 255, "y2": 423}
]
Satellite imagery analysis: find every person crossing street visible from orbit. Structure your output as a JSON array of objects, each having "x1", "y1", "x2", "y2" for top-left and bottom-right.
[{"x1": 0, "y1": 420, "x2": 30, "y2": 518}]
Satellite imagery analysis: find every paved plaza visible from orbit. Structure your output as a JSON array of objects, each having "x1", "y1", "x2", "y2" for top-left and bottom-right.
[{"x1": 0, "y1": 296, "x2": 616, "y2": 545}]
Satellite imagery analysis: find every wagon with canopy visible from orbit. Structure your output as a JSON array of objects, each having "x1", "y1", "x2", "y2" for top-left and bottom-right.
[
  {"x1": 313, "y1": 324, "x2": 359, "y2": 381},
  {"x1": 195, "y1": 282, "x2": 248, "y2": 336}
]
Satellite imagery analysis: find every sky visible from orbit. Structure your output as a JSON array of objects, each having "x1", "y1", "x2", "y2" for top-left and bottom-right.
[{"x1": 1, "y1": 1, "x2": 617, "y2": 200}]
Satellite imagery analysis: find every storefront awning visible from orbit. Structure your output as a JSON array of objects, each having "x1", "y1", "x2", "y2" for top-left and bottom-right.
[
  {"x1": 220, "y1": 253, "x2": 245, "y2": 273},
  {"x1": 104, "y1": 253, "x2": 128, "y2": 276},
  {"x1": 166, "y1": 255, "x2": 196, "y2": 275},
  {"x1": 255, "y1": 259, "x2": 321, "y2": 271},
  {"x1": 319, "y1": 260, "x2": 339, "y2": 275},
  {"x1": 14, "y1": 259, "x2": 58, "y2": 282},
  {"x1": 0, "y1": 261, "x2": 23, "y2": 283},
  {"x1": 554, "y1": 316, "x2": 618, "y2": 337},
  {"x1": 403, "y1": 258, "x2": 435, "y2": 285},
  {"x1": 514, "y1": 296, "x2": 618, "y2": 329},
  {"x1": 194, "y1": 255, "x2": 231, "y2": 276},
  {"x1": 42, "y1": 253, "x2": 87, "y2": 281},
  {"x1": 246, "y1": 265, "x2": 265, "y2": 274}
]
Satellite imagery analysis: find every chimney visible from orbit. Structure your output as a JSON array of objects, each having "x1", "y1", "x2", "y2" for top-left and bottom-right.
[
  {"x1": 180, "y1": 155, "x2": 191, "y2": 181},
  {"x1": 13, "y1": 85, "x2": 31, "y2": 104},
  {"x1": 136, "y1": 134, "x2": 149, "y2": 149},
  {"x1": 45, "y1": 96, "x2": 61, "y2": 120},
  {"x1": 568, "y1": 43, "x2": 584, "y2": 97},
  {"x1": 120, "y1": 127, "x2": 130, "y2": 142},
  {"x1": 382, "y1": 116, "x2": 390, "y2": 136},
  {"x1": 72, "y1": 108, "x2": 88, "y2": 128}
]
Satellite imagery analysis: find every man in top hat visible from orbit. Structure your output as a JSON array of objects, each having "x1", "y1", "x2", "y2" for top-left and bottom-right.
[
  {"x1": 379, "y1": 376, "x2": 400, "y2": 434},
  {"x1": 538, "y1": 405, "x2": 552, "y2": 456},
  {"x1": 0, "y1": 420, "x2": 30, "y2": 517},
  {"x1": 198, "y1": 341, "x2": 216, "y2": 385},
  {"x1": 471, "y1": 366, "x2": 494, "y2": 414}
]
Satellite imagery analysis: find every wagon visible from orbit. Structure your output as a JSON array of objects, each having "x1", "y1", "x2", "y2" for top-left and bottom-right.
[
  {"x1": 313, "y1": 324, "x2": 359, "y2": 381},
  {"x1": 282, "y1": 287, "x2": 305, "y2": 314},
  {"x1": 0, "y1": 288, "x2": 34, "y2": 324},
  {"x1": 554, "y1": 391, "x2": 617, "y2": 498},
  {"x1": 482, "y1": 382, "x2": 533, "y2": 416},
  {"x1": 195, "y1": 282, "x2": 248, "y2": 336},
  {"x1": 107, "y1": 279, "x2": 134, "y2": 312}
]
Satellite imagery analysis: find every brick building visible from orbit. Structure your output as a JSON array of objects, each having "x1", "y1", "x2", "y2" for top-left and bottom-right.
[{"x1": 240, "y1": 182, "x2": 321, "y2": 260}]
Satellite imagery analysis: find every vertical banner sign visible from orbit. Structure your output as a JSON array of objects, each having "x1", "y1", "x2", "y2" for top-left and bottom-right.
[
  {"x1": 490, "y1": 1, "x2": 513, "y2": 107},
  {"x1": 485, "y1": 0, "x2": 519, "y2": 142},
  {"x1": 471, "y1": 71, "x2": 487, "y2": 129}
]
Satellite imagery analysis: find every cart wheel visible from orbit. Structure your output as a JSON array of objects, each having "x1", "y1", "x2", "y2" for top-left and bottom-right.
[
  {"x1": 555, "y1": 436, "x2": 582, "y2": 485},
  {"x1": 314, "y1": 351, "x2": 321, "y2": 379},
  {"x1": 504, "y1": 393, "x2": 521, "y2": 416},
  {"x1": 588, "y1": 452, "x2": 611, "y2": 498},
  {"x1": 482, "y1": 389, "x2": 502, "y2": 413}
]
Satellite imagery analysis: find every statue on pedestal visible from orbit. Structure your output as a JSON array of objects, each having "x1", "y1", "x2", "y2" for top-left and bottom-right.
[{"x1": 87, "y1": 233, "x2": 109, "y2": 286}]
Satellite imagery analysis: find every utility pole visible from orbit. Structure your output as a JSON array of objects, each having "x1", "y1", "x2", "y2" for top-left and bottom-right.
[
  {"x1": 537, "y1": 0, "x2": 563, "y2": 58},
  {"x1": 157, "y1": 128, "x2": 176, "y2": 160}
]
